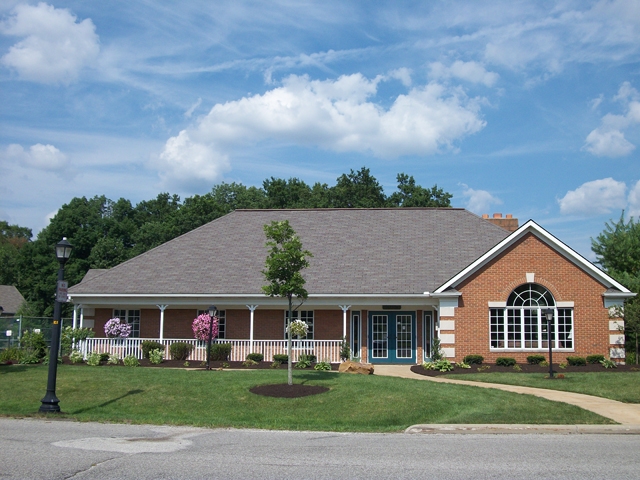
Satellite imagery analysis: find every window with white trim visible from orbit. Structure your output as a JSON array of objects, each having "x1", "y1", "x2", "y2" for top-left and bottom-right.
[
  {"x1": 197, "y1": 310, "x2": 226, "y2": 339},
  {"x1": 490, "y1": 284, "x2": 573, "y2": 350},
  {"x1": 284, "y1": 310, "x2": 314, "y2": 339},
  {"x1": 113, "y1": 309, "x2": 140, "y2": 338}
]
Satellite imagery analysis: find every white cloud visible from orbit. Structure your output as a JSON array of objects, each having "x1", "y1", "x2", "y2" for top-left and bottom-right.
[
  {"x1": 429, "y1": 61, "x2": 499, "y2": 87},
  {"x1": 0, "y1": 2, "x2": 99, "y2": 84},
  {"x1": 184, "y1": 98, "x2": 202, "y2": 119},
  {"x1": 5, "y1": 143, "x2": 68, "y2": 171},
  {"x1": 387, "y1": 67, "x2": 412, "y2": 87},
  {"x1": 583, "y1": 82, "x2": 640, "y2": 157},
  {"x1": 628, "y1": 180, "x2": 640, "y2": 218},
  {"x1": 558, "y1": 178, "x2": 627, "y2": 216},
  {"x1": 155, "y1": 73, "x2": 486, "y2": 186},
  {"x1": 153, "y1": 130, "x2": 230, "y2": 190},
  {"x1": 460, "y1": 184, "x2": 502, "y2": 215}
]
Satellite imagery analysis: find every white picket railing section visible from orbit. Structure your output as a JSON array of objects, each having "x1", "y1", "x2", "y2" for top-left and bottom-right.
[{"x1": 77, "y1": 338, "x2": 342, "y2": 363}]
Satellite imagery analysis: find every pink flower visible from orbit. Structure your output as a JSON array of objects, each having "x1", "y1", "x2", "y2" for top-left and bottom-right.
[{"x1": 192, "y1": 313, "x2": 219, "y2": 341}]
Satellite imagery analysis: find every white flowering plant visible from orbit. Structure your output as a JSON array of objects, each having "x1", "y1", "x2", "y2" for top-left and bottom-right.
[{"x1": 287, "y1": 319, "x2": 309, "y2": 338}]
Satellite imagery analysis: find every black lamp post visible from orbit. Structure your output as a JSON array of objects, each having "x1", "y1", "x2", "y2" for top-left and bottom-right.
[
  {"x1": 206, "y1": 305, "x2": 217, "y2": 370},
  {"x1": 39, "y1": 237, "x2": 73, "y2": 413},
  {"x1": 545, "y1": 308, "x2": 554, "y2": 379}
]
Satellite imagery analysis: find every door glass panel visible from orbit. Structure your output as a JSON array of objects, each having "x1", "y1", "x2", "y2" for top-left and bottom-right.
[
  {"x1": 371, "y1": 315, "x2": 388, "y2": 358},
  {"x1": 396, "y1": 314, "x2": 412, "y2": 358},
  {"x1": 351, "y1": 313, "x2": 360, "y2": 357},
  {"x1": 424, "y1": 312, "x2": 433, "y2": 359}
]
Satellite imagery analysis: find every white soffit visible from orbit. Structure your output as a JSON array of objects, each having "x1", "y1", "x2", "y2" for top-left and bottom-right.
[{"x1": 435, "y1": 220, "x2": 632, "y2": 294}]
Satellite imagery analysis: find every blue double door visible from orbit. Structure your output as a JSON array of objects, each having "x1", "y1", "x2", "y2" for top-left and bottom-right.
[{"x1": 368, "y1": 311, "x2": 416, "y2": 363}]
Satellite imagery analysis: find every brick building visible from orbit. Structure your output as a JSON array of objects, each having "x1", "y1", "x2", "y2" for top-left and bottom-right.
[{"x1": 68, "y1": 208, "x2": 634, "y2": 364}]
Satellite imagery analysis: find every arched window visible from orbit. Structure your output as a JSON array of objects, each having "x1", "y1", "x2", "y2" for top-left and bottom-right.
[{"x1": 490, "y1": 283, "x2": 573, "y2": 350}]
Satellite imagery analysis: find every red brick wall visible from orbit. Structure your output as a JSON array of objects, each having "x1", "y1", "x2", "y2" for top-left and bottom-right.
[{"x1": 450, "y1": 233, "x2": 610, "y2": 363}]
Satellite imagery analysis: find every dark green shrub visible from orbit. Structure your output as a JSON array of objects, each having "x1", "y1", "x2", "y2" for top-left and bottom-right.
[
  {"x1": 246, "y1": 353, "x2": 264, "y2": 362},
  {"x1": 586, "y1": 354, "x2": 605, "y2": 364},
  {"x1": 209, "y1": 343, "x2": 232, "y2": 361},
  {"x1": 463, "y1": 354, "x2": 484, "y2": 365},
  {"x1": 527, "y1": 354, "x2": 546, "y2": 365},
  {"x1": 169, "y1": 342, "x2": 193, "y2": 361},
  {"x1": 299, "y1": 354, "x2": 317, "y2": 363},
  {"x1": 99, "y1": 353, "x2": 110, "y2": 362},
  {"x1": 566, "y1": 356, "x2": 586, "y2": 366},
  {"x1": 273, "y1": 354, "x2": 288, "y2": 364},
  {"x1": 496, "y1": 357, "x2": 516, "y2": 367},
  {"x1": 141, "y1": 341, "x2": 164, "y2": 359}
]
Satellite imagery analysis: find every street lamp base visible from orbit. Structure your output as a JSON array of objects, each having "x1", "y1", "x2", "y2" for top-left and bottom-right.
[{"x1": 39, "y1": 393, "x2": 61, "y2": 413}]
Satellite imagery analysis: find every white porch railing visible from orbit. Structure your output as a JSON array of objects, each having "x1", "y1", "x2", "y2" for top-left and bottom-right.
[{"x1": 77, "y1": 338, "x2": 343, "y2": 363}]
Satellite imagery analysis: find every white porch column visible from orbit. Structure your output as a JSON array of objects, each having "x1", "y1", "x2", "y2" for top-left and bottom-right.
[
  {"x1": 246, "y1": 305, "x2": 259, "y2": 352},
  {"x1": 72, "y1": 304, "x2": 80, "y2": 330},
  {"x1": 157, "y1": 305, "x2": 168, "y2": 341},
  {"x1": 339, "y1": 305, "x2": 351, "y2": 339},
  {"x1": 79, "y1": 307, "x2": 84, "y2": 328}
]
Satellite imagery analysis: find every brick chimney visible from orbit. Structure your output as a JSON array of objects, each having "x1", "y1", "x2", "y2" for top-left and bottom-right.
[{"x1": 483, "y1": 213, "x2": 519, "y2": 232}]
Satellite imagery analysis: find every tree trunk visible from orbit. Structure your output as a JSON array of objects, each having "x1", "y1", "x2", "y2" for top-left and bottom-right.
[{"x1": 287, "y1": 295, "x2": 293, "y2": 385}]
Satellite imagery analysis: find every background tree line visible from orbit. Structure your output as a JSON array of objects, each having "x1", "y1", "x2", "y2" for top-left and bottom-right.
[{"x1": 1, "y1": 168, "x2": 452, "y2": 317}]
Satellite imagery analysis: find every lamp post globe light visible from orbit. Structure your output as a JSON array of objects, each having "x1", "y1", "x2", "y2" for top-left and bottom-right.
[
  {"x1": 206, "y1": 305, "x2": 217, "y2": 370},
  {"x1": 39, "y1": 237, "x2": 73, "y2": 413},
  {"x1": 545, "y1": 308, "x2": 555, "y2": 379}
]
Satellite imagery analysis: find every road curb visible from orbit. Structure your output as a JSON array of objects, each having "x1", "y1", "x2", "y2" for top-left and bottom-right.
[{"x1": 404, "y1": 424, "x2": 640, "y2": 434}]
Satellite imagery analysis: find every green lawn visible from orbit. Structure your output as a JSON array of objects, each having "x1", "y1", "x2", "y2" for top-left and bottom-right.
[
  {"x1": 0, "y1": 365, "x2": 613, "y2": 431},
  {"x1": 446, "y1": 372, "x2": 640, "y2": 403}
]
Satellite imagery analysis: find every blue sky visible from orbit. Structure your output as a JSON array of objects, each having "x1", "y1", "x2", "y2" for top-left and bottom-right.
[{"x1": 1, "y1": 1, "x2": 639, "y2": 260}]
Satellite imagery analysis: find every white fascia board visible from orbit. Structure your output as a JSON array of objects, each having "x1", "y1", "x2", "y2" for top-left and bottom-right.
[
  {"x1": 69, "y1": 293, "x2": 439, "y2": 308},
  {"x1": 434, "y1": 220, "x2": 632, "y2": 294}
]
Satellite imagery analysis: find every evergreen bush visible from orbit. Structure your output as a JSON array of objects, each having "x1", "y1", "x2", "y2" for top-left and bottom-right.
[
  {"x1": 496, "y1": 357, "x2": 516, "y2": 367},
  {"x1": 463, "y1": 354, "x2": 484, "y2": 365},
  {"x1": 209, "y1": 343, "x2": 232, "y2": 361},
  {"x1": 246, "y1": 353, "x2": 264, "y2": 362},
  {"x1": 566, "y1": 356, "x2": 587, "y2": 366},
  {"x1": 273, "y1": 354, "x2": 288, "y2": 364},
  {"x1": 527, "y1": 354, "x2": 546, "y2": 365},
  {"x1": 169, "y1": 342, "x2": 193, "y2": 361},
  {"x1": 586, "y1": 354, "x2": 606, "y2": 364},
  {"x1": 141, "y1": 341, "x2": 164, "y2": 359}
]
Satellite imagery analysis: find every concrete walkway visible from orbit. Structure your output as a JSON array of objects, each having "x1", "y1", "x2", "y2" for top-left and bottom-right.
[{"x1": 374, "y1": 365, "x2": 640, "y2": 426}]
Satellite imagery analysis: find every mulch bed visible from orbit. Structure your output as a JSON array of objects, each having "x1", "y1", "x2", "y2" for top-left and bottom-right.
[
  {"x1": 57, "y1": 357, "x2": 339, "y2": 370},
  {"x1": 249, "y1": 383, "x2": 330, "y2": 398},
  {"x1": 410, "y1": 363, "x2": 640, "y2": 376}
]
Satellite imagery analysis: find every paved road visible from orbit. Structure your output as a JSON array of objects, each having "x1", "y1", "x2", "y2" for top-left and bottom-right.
[{"x1": 2, "y1": 418, "x2": 640, "y2": 479}]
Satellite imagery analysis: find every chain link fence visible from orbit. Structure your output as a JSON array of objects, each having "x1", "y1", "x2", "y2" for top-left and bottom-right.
[{"x1": 0, "y1": 316, "x2": 72, "y2": 351}]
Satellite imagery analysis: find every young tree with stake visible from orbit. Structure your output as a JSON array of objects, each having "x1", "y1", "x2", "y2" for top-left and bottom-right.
[{"x1": 262, "y1": 220, "x2": 312, "y2": 385}]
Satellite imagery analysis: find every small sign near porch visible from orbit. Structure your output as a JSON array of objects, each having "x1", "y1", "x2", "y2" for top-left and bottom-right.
[{"x1": 56, "y1": 281, "x2": 68, "y2": 303}]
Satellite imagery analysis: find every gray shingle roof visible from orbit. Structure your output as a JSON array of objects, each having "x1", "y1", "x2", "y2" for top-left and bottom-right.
[
  {"x1": 0, "y1": 285, "x2": 25, "y2": 315},
  {"x1": 69, "y1": 208, "x2": 510, "y2": 296}
]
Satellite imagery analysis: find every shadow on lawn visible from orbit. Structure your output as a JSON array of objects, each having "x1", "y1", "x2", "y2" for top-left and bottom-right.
[
  {"x1": 293, "y1": 372, "x2": 335, "y2": 383},
  {"x1": 70, "y1": 389, "x2": 144, "y2": 414},
  {"x1": 0, "y1": 365, "x2": 33, "y2": 374}
]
